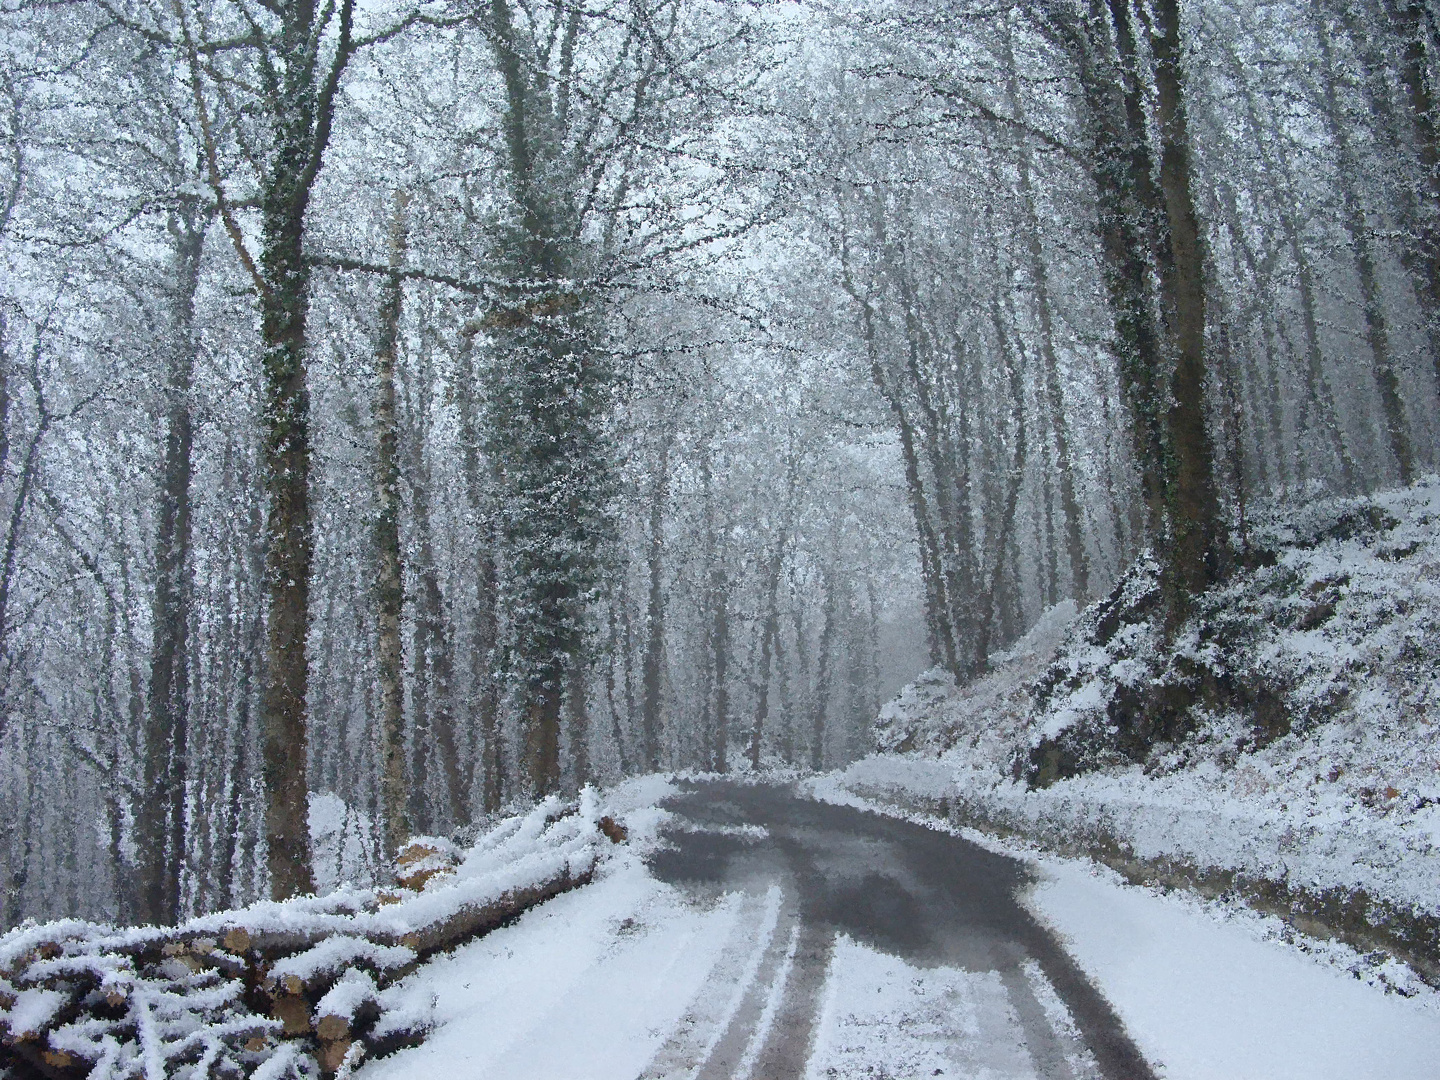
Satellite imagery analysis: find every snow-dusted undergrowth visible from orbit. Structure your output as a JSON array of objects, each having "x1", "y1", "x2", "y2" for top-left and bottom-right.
[{"x1": 845, "y1": 479, "x2": 1440, "y2": 956}]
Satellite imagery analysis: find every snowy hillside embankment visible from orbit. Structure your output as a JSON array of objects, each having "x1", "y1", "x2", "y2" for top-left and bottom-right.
[
  {"x1": 830, "y1": 478, "x2": 1440, "y2": 984},
  {"x1": 0, "y1": 793, "x2": 626, "y2": 1079}
]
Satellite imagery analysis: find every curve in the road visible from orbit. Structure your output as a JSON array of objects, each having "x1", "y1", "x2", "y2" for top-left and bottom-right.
[{"x1": 644, "y1": 780, "x2": 1158, "y2": 1080}]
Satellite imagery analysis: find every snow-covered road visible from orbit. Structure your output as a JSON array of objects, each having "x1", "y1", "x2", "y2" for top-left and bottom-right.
[{"x1": 357, "y1": 780, "x2": 1440, "y2": 1080}]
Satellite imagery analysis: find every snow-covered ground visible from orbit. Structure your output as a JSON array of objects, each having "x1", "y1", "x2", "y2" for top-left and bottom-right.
[
  {"x1": 1030, "y1": 859, "x2": 1440, "y2": 1080},
  {"x1": 7, "y1": 773, "x2": 1435, "y2": 1077},
  {"x1": 353, "y1": 777, "x2": 1440, "y2": 1080}
]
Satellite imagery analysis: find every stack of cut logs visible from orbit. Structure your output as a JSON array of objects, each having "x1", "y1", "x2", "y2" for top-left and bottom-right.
[{"x1": 1, "y1": 808, "x2": 619, "y2": 1078}]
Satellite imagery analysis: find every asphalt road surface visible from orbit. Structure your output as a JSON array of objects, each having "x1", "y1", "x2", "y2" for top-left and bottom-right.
[{"x1": 643, "y1": 780, "x2": 1158, "y2": 1080}]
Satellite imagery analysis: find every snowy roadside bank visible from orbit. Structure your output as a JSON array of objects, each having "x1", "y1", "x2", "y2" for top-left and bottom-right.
[
  {"x1": 848, "y1": 479, "x2": 1440, "y2": 987},
  {"x1": 812, "y1": 757, "x2": 1440, "y2": 990},
  {"x1": 800, "y1": 778, "x2": 1440, "y2": 1079}
]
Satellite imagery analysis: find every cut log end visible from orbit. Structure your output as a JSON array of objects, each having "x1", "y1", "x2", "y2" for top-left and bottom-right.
[
  {"x1": 315, "y1": 1013, "x2": 351, "y2": 1043},
  {"x1": 318, "y1": 1037, "x2": 357, "y2": 1075},
  {"x1": 41, "y1": 1048, "x2": 78, "y2": 1070},
  {"x1": 271, "y1": 993, "x2": 312, "y2": 1035},
  {"x1": 598, "y1": 815, "x2": 628, "y2": 844}
]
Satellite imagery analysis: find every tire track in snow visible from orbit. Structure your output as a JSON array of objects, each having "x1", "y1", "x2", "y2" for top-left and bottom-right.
[
  {"x1": 639, "y1": 886, "x2": 783, "y2": 1080},
  {"x1": 648, "y1": 781, "x2": 1156, "y2": 1080}
]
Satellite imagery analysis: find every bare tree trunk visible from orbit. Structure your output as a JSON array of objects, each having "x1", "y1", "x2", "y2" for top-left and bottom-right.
[
  {"x1": 696, "y1": 430, "x2": 715, "y2": 770},
  {"x1": 1221, "y1": 45, "x2": 1357, "y2": 492},
  {"x1": 257, "y1": 206, "x2": 317, "y2": 901},
  {"x1": 407, "y1": 331, "x2": 465, "y2": 833},
  {"x1": 621, "y1": 572, "x2": 636, "y2": 758},
  {"x1": 137, "y1": 207, "x2": 205, "y2": 925},
  {"x1": 1283, "y1": 203, "x2": 1357, "y2": 490},
  {"x1": 475, "y1": 542, "x2": 501, "y2": 812},
  {"x1": 1346, "y1": 0, "x2": 1440, "y2": 400},
  {"x1": 1098, "y1": 367, "x2": 1132, "y2": 573},
  {"x1": 455, "y1": 326, "x2": 502, "y2": 814},
  {"x1": 0, "y1": 392, "x2": 51, "y2": 681},
  {"x1": 811, "y1": 554, "x2": 838, "y2": 772},
  {"x1": 373, "y1": 192, "x2": 410, "y2": 862},
  {"x1": 525, "y1": 679, "x2": 564, "y2": 797},
  {"x1": 604, "y1": 599, "x2": 631, "y2": 776},
  {"x1": 410, "y1": 463, "x2": 463, "y2": 832},
  {"x1": 1314, "y1": 11, "x2": 1415, "y2": 485},
  {"x1": 775, "y1": 608, "x2": 793, "y2": 766},
  {"x1": 1152, "y1": 0, "x2": 1227, "y2": 613},
  {"x1": 748, "y1": 573, "x2": 782, "y2": 772},
  {"x1": 568, "y1": 657, "x2": 589, "y2": 791},
  {"x1": 748, "y1": 455, "x2": 797, "y2": 770},
  {"x1": 977, "y1": 286, "x2": 1028, "y2": 664},
  {"x1": 1040, "y1": 442, "x2": 1059, "y2": 609},
  {"x1": 1003, "y1": 16, "x2": 1091, "y2": 600},
  {"x1": 703, "y1": 442, "x2": 731, "y2": 773},
  {"x1": 793, "y1": 596, "x2": 813, "y2": 769},
  {"x1": 1393, "y1": 0, "x2": 1440, "y2": 397},
  {"x1": 865, "y1": 582, "x2": 881, "y2": 740},
  {"x1": 1074, "y1": 0, "x2": 1169, "y2": 545},
  {"x1": 485, "y1": 0, "x2": 613, "y2": 798},
  {"x1": 640, "y1": 429, "x2": 672, "y2": 772},
  {"x1": 894, "y1": 268, "x2": 978, "y2": 676},
  {"x1": 1063, "y1": 0, "x2": 1225, "y2": 619},
  {"x1": 2, "y1": 728, "x2": 37, "y2": 928},
  {"x1": 216, "y1": 441, "x2": 265, "y2": 908},
  {"x1": 1214, "y1": 181, "x2": 1289, "y2": 493}
]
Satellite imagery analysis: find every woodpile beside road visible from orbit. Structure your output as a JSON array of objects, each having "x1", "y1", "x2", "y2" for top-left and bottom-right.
[{"x1": 1, "y1": 798, "x2": 615, "y2": 1079}]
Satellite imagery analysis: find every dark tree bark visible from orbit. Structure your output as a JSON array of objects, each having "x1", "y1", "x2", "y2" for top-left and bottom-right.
[
  {"x1": 456, "y1": 325, "x2": 503, "y2": 813},
  {"x1": 255, "y1": 114, "x2": 321, "y2": 903},
  {"x1": 1047, "y1": 0, "x2": 1227, "y2": 622},
  {"x1": 409, "y1": 431, "x2": 463, "y2": 833},
  {"x1": 475, "y1": 543, "x2": 502, "y2": 811},
  {"x1": 699, "y1": 427, "x2": 731, "y2": 773},
  {"x1": 1392, "y1": 0, "x2": 1440, "y2": 395},
  {"x1": 1151, "y1": 0, "x2": 1227, "y2": 611},
  {"x1": 976, "y1": 285, "x2": 1029, "y2": 666},
  {"x1": 373, "y1": 193, "x2": 410, "y2": 862},
  {"x1": 748, "y1": 455, "x2": 797, "y2": 770},
  {"x1": 175, "y1": 0, "x2": 442, "y2": 896},
  {"x1": 183, "y1": 0, "x2": 361, "y2": 900},
  {"x1": 811, "y1": 554, "x2": 838, "y2": 772},
  {"x1": 640, "y1": 429, "x2": 672, "y2": 772},
  {"x1": 1313, "y1": 10, "x2": 1415, "y2": 485},
  {"x1": 568, "y1": 656, "x2": 589, "y2": 790},
  {"x1": 604, "y1": 599, "x2": 631, "y2": 776},
  {"x1": 136, "y1": 206, "x2": 206, "y2": 925},
  {"x1": 1069, "y1": 0, "x2": 1169, "y2": 541}
]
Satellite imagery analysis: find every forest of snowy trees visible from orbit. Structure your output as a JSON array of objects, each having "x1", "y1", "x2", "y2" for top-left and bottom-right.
[{"x1": 1, "y1": 0, "x2": 1437, "y2": 930}]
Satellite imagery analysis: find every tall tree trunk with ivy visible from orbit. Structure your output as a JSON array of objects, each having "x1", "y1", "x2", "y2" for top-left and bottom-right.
[{"x1": 486, "y1": 0, "x2": 614, "y2": 797}]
